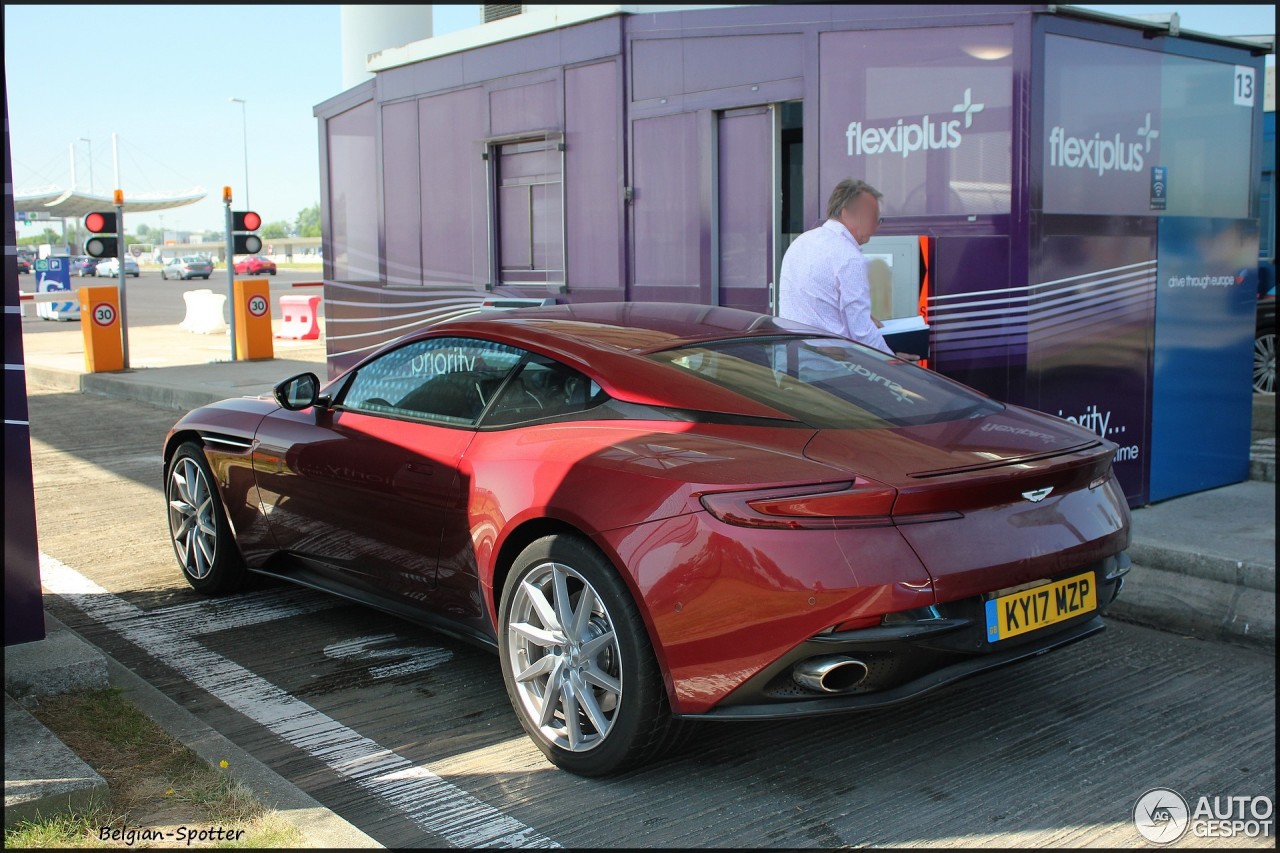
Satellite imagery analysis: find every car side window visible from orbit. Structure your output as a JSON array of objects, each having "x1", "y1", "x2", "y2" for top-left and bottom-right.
[
  {"x1": 483, "y1": 354, "x2": 607, "y2": 427},
  {"x1": 341, "y1": 337, "x2": 525, "y2": 425}
]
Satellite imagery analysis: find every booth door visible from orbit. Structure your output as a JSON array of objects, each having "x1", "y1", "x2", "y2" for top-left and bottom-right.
[
  {"x1": 630, "y1": 112, "x2": 710, "y2": 306},
  {"x1": 716, "y1": 106, "x2": 777, "y2": 315}
]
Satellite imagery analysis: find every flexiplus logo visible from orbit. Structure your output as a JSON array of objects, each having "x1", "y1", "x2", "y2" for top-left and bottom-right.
[
  {"x1": 1048, "y1": 112, "x2": 1160, "y2": 176},
  {"x1": 845, "y1": 88, "x2": 985, "y2": 159}
]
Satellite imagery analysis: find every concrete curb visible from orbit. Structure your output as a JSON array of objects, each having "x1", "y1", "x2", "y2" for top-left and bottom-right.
[
  {"x1": 1107, "y1": 562, "x2": 1276, "y2": 648},
  {"x1": 1126, "y1": 540, "x2": 1276, "y2": 593},
  {"x1": 41, "y1": 614, "x2": 383, "y2": 849},
  {"x1": 1250, "y1": 437, "x2": 1276, "y2": 483},
  {"x1": 4, "y1": 628, "x2": 110, "y2": 699},
  {"x1": 5, "y1": 622, "x2": 112, "y2": 829},
  {"x1": 4, "y1": 695, "x2": 110, "y2": 829}
]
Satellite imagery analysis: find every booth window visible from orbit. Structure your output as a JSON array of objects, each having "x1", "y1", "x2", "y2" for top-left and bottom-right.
[{"x1": 489, "y1": 136, "x2": 566, "y2": 290}]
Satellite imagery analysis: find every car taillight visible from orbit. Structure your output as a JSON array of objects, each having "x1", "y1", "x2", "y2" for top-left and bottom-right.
[{"x1": 699, "y1": 478, "x2": 898, "y2": 530}]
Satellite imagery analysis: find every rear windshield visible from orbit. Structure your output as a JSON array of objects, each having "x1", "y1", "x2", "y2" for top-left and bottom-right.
[{"x1": 648, "y1": 336, "x2": 1002, "y2": 429}]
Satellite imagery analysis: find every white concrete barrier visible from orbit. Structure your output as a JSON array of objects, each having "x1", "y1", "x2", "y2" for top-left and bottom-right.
[
  {"x1": 180, "y1": 289, "x2": 228, "y2": 334},
  {"x1": 35, "y1": 280, "x2": 80, "y2": 321}
]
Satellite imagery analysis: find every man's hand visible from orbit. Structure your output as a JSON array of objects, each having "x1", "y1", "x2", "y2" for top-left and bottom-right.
[{"x1": 894, "y1": 352, "x2": 921, "y2": 364}]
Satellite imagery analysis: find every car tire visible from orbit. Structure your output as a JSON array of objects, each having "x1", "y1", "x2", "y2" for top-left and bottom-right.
[
  {"x1": 499, "y1": 534, "x2": 684, "y2": 776},
  {"x1": 166, "y1": 442, "x2": 248, "y2": 595},
  {"x1": 1255, "y1": 331, "x2": 1276, "y2": 395}
]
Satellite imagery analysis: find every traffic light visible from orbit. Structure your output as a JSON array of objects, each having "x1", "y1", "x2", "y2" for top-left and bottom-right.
[
  {"x1": 232, "y1": 211, "x2": 262, "y2": 254},
  {"x1": 84, "y1": 211, "x2": 119, "y2": 258}
]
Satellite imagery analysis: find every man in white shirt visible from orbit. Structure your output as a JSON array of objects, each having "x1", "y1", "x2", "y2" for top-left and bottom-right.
[{"x1": 779, "y1": 178, "x2": 895, "y2": 356}]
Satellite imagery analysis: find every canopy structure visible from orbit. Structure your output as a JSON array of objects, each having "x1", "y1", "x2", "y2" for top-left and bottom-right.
[{"x1": 14, "y1": 186, "x2": 206, "y2": 218}]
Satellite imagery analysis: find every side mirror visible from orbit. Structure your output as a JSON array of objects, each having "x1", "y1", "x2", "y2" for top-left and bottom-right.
[{"x1": 273, "y1": 373, "x2": 329, "y2": 411}]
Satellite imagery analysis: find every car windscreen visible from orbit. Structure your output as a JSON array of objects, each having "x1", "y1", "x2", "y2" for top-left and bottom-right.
[{"x1": 648, "y1": 336, "x2": 1002, "y2": 429}]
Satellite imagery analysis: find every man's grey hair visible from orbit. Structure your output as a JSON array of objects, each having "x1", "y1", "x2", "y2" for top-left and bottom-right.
[{"x1": 825, "y1": 178, "x2": 883, "y2": 220}]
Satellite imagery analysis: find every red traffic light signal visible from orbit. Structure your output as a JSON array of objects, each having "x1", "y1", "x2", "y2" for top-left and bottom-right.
[
  {"x1": 232, "y1": 210, "x2": 262, "y2": 254},
  {"x1": 85, "y1": 211, "x2": 118, "y2": 234},
  {"x1": 84, "y1": 210, "x2": 120, "y2": 258},
  {"x1": 232, "y1": 211, "x2": 261, "y2": 232}
]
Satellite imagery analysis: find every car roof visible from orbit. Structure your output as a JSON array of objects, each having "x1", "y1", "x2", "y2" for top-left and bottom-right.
[
  {"x1": 439, "y1": 302, "x2": 830, "y2": 356},
  {"x1": 417, "y1": 302, "x2": 834, "y2": 418}
]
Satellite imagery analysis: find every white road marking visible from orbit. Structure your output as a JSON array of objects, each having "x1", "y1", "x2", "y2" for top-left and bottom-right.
[
  {"x1": 132, "y1": 586, "x2": 347, "y2": 636},
  {"x1": 40, "y1": 553, "x2": 558, "y2": 849},
  {"x1": 323, "y1": 633, "x2": 454, "y2": 679}
]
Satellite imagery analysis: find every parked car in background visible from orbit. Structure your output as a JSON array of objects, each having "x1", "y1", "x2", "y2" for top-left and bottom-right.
[
  {"x1": 1255, "y1": 283, "x2": 1276, "y2": 395},
  {"x1": 70, "y1": 256, "x2": 99, "y2": 277},
  {"x1": 16, "y1": 257, "x2": 31, "y2": 274},
  {"x1": 163, "y1": 301, "x2": 1132, "y2": 776},
  {"x1": 96, "y1": 257, "x2": 140, "y2": 278},
  {"x1": 161, "y1": 256, "x2": 213, "y2": 280},
  {"x1": 233, "y1": 255, "x2": 277, "y2": 276}
]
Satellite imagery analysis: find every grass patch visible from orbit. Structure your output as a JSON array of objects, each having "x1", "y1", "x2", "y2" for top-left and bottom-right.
[{"x1": 5, "y1": 688, "x2": 305, "y2": 848}]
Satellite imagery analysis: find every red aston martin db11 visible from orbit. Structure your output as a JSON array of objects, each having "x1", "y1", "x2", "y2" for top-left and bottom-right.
[{"x1": 164, "y1": 302, "x2": 1130, "y2": 775}]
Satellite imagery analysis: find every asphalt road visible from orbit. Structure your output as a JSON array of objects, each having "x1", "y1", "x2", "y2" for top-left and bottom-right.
[
  {"x1": 20, "y1": 267, "x2": 323, "y2": 330},
  {"x1": 25, "y1": 385, "x2": 1276, "y2": 848}
]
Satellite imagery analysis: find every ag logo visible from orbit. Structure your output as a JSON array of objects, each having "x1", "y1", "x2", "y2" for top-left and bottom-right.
[
  {"x1": 1022, "y1": 486, "x2": 1054, "y2": 503},
  {"x1": 92, "y1": 303, "x2": 117, "y2": 327},
  {"x1": 247, "y1": 295, "x2": 269, "y2": 317},
  {"x1": 1133, "y1": 788, "x2": 1189, "y2": 844}
]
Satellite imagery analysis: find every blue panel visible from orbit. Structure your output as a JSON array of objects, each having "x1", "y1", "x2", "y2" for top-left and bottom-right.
[{"x1": 1150, "y1": 218, "x2": 1258, "y2": 502}]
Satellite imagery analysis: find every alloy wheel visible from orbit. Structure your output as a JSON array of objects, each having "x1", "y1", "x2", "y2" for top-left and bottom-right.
[
  {"x1": 168, "y1": 455, "x2": 218, "y2": 579},
  {"x1": 505, "y1": 561, "x2": 623, "y2": 753},
  {"x1": 1255, "y1": 332, "x2": 1275, "y2": 395}
]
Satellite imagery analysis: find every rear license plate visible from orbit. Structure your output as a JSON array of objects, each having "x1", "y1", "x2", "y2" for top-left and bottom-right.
[{"x1": 985, "y1": 571, "x2": 1096, "y2": 642}]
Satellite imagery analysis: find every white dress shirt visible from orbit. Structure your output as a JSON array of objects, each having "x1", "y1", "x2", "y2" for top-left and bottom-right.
[{"x1": 778, "y1": 219, "x2": 892, "y2": 354}]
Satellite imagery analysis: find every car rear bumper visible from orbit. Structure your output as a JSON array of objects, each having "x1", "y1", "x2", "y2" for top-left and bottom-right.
[{"x1": 685, "y1": 552, "x2": 1128, "y2": 720}]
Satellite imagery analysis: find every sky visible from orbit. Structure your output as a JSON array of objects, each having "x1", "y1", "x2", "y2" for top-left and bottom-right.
[{"x1": 4, "y1": 4, "x2": 1273, "y2": 239}]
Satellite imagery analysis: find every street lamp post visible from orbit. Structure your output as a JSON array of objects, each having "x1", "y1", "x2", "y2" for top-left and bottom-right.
[
  {"x1": 79, "y1": 137, "x2": 94, "y2": 194},
  {"x1": 229, "y1": 97, "x2": 249, "y2": 209}
]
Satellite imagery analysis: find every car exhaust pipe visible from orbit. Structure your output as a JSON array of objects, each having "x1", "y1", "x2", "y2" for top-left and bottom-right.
[{"x1": 792, "y1": 655, "x2": 869, "y2": 693}]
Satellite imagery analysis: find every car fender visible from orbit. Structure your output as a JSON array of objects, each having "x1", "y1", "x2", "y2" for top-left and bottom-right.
[{"x1": 164, "y1": 398, "x2": 280, "y2": 556}]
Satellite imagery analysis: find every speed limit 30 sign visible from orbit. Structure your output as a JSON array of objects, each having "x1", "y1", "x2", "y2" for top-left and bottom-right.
[
  {"x1": 92, "y1": 302, "x2": 118, "y2": 327},
  {"x1": 247, "y1": 294, "x2": 269, "y2": 317}
]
